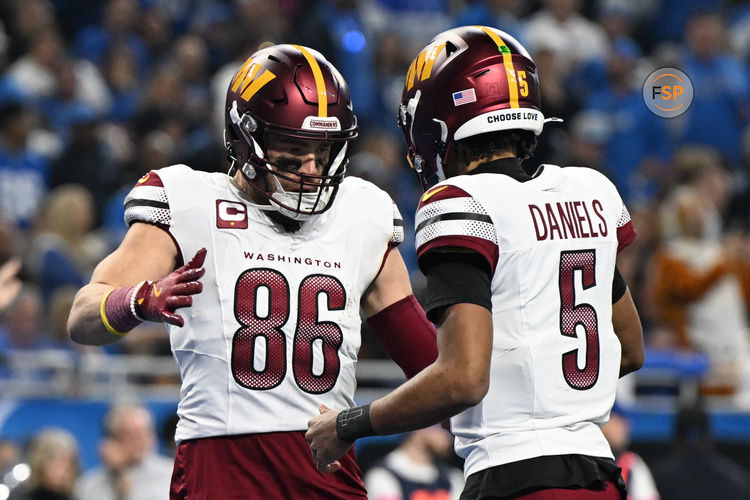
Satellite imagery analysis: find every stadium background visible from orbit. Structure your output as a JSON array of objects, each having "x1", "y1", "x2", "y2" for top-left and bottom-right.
[{"x1": 1, "y1": 0, "x2": 750, "y2": 492}]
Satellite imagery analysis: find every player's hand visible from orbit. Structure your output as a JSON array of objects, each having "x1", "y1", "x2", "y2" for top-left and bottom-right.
[
  {"x1": 0, "y1": 257, "x2": 21, "y2": 313},
  {"x1": 134, "y1": 248, "x2": 207, "y2": 327},
  {"x1": 306, "y1": 404, "x2": 348, "y2": 473}
]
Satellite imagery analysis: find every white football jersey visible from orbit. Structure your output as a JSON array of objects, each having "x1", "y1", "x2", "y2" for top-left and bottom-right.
[
  {"x1": 124, "y1": 165, "x2": 403, "y2": 442},
  {"x1": 415, "y1": 164, "x2": 635, "y2": 478}
]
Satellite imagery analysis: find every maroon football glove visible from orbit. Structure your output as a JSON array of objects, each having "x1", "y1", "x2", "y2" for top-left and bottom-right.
[{"x1": 132, "y1": 248, "x2": 207, "y2": 327}]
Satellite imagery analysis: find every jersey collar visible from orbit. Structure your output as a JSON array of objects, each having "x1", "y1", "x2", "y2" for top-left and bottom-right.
[{"x1": 466, "y1": 157, "x2": 533, "y2": 182}]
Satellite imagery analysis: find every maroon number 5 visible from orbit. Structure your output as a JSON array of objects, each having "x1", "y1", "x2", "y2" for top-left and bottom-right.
[
  {"x1": 559, "y1": 250, "x2": 599, "y2": 390},
  {"x1": 231, "y1": 269, "x2": 346, "y2": 394}
]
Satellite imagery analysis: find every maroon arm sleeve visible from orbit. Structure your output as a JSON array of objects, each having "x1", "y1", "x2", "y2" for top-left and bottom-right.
[{"x1": 366, "y1": 295, "x2": 438, "y2": 378}]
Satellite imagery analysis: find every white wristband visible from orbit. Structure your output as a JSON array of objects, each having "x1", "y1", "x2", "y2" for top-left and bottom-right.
[{"x1": 130, "y1": 281, "x2": 149, "y2": 321}]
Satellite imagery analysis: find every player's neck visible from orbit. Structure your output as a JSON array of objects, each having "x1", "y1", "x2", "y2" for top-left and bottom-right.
[
  {"x1": 266, "y1": 210, "x2": 302, "y2": 232},
  {"x1": 463, "y1": 151, "x2": 516, "y2": 173},
  {"x1": 463, "y1": 155, "x2": 532, "y2": 182}
]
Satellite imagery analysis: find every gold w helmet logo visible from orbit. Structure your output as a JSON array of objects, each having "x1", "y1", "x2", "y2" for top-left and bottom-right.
[
  {"x1": 230, "y1": 57, "x2": 277, "y2": 103},
  {"x1": 405, "y1": 41, "x2": 446, "y2": 91}
]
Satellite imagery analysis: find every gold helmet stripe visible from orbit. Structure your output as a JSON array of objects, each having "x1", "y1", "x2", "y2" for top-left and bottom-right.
[
  {"x1": 293, "y1": 45, "x2": 328, "y2": 117},
  {"x1": 478, "y1": 26, "x2": 519, "y2": 108}
]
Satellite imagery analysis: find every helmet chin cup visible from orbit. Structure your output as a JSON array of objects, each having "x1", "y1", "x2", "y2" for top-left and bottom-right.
[
  {"x1": 272, "y1": 194, "x2": 317, "y2": 222},
  {"x1": 267, "y1": 175, "x2": 331, "y2": 222}
]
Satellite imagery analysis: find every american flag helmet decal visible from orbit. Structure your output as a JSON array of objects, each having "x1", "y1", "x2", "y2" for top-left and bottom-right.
[{"x1": 452, "y1": 88, "x2": 477, "y2": 106}]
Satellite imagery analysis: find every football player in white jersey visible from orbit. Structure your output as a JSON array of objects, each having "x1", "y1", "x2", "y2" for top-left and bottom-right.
[
  {"x1": 67, "y1": 44, "x2": 439, "y2": 499},
  {"x1": 307, "y1": 26, "x2": 645, "y2": 500}
]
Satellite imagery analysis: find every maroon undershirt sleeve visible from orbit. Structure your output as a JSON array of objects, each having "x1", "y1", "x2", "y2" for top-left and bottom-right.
[{"x1": 366, "y1": 295, "x2": 438, "y2": 378}]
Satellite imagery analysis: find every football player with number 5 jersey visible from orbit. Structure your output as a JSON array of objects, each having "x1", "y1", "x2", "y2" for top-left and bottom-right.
[
  {"x1": 67, "y1": 44, "x2": 439, "y2": 499},
  {"x1": 307, "y1": 26, "x2": 645, "y2": 500}
]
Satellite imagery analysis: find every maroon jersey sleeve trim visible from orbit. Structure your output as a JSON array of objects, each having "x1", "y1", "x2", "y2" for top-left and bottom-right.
[
  {"x1": 616, "y1": 221, "x2": 636, "y2": 253},
  {"x1": 418, "y1": 184, "x2": 472, "y2": 209},
  {"x1": 134, "y1": 171, "x2": 164, "y2": 187},
  {"x1": 418, "y1": 235, "x2": 499, "y2": 274},
  {"x1": 124, "y1": 170, "x2": 172, "y2": 228}
]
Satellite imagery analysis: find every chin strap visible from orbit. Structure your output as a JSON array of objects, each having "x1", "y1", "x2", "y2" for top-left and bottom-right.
[{"x1": 268, "y1": 176, "x2": 316, "y2": 221}]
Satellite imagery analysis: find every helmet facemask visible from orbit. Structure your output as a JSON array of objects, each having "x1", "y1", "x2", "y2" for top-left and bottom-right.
[
  {"x1": 262, "y1": 138, "x2": 348, "y2": 221},
  {"x1": 227, "y1": 100, "x2": 348, "y2": 221}
]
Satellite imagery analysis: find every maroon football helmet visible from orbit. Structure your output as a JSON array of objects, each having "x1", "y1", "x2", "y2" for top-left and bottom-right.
[
  {"x1": 398, "y1": 26, "x2": 550, "y2": 191},
  {"x1": 224, "y1": 44, "x2": 357, "y2": 220}
]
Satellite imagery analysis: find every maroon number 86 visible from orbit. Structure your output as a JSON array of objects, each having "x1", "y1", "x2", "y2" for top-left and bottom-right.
[{"x1": 231, "y1": 268, "x2": 346, "y2": 394}]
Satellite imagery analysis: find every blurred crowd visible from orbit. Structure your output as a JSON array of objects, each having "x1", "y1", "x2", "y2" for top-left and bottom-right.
[
  {"x1": 1, "y1": 0, "x2": 750, "y2": 401},
  {"x1": 0, "y1": 403, "x2": 176, "y2": 500}
]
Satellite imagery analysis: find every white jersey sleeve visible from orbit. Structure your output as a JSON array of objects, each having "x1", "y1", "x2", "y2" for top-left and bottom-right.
[
  {"x1": 124, "y1": 170, "x2": 172, "y2": 228},
  {"x1": 415, "y1": 183, "x2": 499, "y2": 271},
  {"x1": 390, "y1": 200, "x2": 405, "y2": 246}
]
